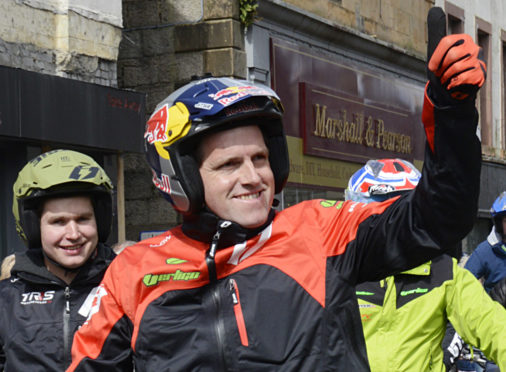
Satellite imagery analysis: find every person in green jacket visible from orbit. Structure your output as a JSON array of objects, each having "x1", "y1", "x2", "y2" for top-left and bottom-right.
[{"x1": 346, "y1": 158, "x2": 506, "y2": 372}]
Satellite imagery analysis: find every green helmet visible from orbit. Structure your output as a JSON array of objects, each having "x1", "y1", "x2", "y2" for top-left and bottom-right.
[{"x1": 13, "y1": 149, "x2": 113, "y2": 248}]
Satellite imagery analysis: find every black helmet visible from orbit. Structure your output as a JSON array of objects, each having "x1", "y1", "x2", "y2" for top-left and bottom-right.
[
  {"x1": 13, "y1": 149, "x2": 113, "y2": 249},
  {"x1": 144, "y1": 77, "x2": 289, "y2": 215}
]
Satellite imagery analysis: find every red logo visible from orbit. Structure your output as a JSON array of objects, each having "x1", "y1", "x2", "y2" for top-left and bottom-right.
[
  {"x1": 213, "y1": 86, "x2": 253, "y2": 99},
  {"x1": 145, "y1": 104, "x2": 169, "y2": 144},
  {"x1": 152, "y1": 173, "x2": 171, "y2": 194}
]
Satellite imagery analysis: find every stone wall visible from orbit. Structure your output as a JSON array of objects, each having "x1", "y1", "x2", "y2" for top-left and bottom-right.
[
  {"x1": 117, "y1": 0, "x2": 441, "y2": 240},
  {"x1": 281, "y1": 0, "x2": 434, "y2": 58},
  {"x1": 0, "y1": 0, "x2": 122, "y2": 86},
  {"x1": 119, "y1": 0, "x2": 246, "y2": 239}
]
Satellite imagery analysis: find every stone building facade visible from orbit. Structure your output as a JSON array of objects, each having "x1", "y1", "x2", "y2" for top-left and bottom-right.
[
  {"x1": 119, "y1": 0, "x2": 506, "y2": 254},
  {"x1": 0, "y1": 0, "x2": 121, "y2": 85},
  {"x1": 0, "y1": 0, "x2": 144, "y2": 257},
  {"x1": 1, "y1": 0, "x2": 505, "y2": 257}
]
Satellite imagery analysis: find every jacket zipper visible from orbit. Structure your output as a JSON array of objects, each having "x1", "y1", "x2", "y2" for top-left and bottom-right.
[
  {"x1": 205, "y1": 221, "x2": 232, "y2": 370},
  {"x1": 229, "y1": 279, "x2": 249, "y2": 346},
  {"x1": 63, "y1": 286, "x2": 71, "y2": 366}
]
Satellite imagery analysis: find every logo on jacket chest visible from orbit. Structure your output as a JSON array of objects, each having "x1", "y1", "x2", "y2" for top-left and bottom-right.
[
  {"x1": 142, "y1": 258, "x2": 201, "y2": 287},
  {"x1": 20, "y1": 290, "x2": 55, "y2": 305},
  {"x1": 143, "y1": 269, "x2": 201, "y2": 287}
]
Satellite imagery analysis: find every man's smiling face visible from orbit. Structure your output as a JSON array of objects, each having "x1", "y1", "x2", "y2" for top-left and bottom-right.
[{"x1": 198, "y1": 125, "x2": 274, "y2": 228}]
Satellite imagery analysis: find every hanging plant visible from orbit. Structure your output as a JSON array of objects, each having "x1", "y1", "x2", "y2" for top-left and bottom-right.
[{"x1": 239, "y1": 0, "x2": 258, "y2": 28}]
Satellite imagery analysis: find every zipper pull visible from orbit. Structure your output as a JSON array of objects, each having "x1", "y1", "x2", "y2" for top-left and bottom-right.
[
  {"x1": 229, "y1": 279, "x2": 238, "y2": 304},
  {"x1": 228, "y1": 278, "x2": 249, "y2": 346},
  {"x1": 206, "y1": 221, "x2": 232, "y2": 283},
  {"x1": 65, "y1": 287, "x2": 71, "y2": 313}
]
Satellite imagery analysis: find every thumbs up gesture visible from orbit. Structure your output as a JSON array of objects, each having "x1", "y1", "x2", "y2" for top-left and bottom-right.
[{"x1": 426, "y1": 8, "x2": 486, "y2": 105}]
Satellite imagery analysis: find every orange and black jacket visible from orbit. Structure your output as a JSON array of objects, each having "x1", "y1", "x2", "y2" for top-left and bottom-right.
[{"x1": 68, "y1": 94, "x2": 481, "y2": 371}]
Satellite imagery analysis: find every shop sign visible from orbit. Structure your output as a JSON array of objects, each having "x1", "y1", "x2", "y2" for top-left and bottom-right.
[{"x1": 300, "y1": 82, "x2": 416, "y2": 163}]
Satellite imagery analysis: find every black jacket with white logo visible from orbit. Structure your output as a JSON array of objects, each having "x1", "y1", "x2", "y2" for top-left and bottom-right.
[{"x1": 0, "y1": 244, "x2": 115, "y2": 372}]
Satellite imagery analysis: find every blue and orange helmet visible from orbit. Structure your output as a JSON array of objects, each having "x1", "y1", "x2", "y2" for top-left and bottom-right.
[
  {"x1": 144, "y1": 77, "x2": 289, "y2": 215},
  {"x1": 345, "y1": 158, "x2": 421, "y2": 203}
]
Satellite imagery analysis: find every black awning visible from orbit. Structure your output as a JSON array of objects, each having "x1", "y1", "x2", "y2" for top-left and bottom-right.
[{"x1": 0, "y1": 65, "x2": 145, "y2": 152}]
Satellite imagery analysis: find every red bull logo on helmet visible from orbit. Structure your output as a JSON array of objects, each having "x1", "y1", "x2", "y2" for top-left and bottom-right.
[
  {"x1": 152, "y1": 172, "x2": 171, "y2": 194},
  {"x1": 211, "y1": 86, "x2": 272, "y2": 106},
  {"x1": 145, "y1": 104, "x2": 169, "y2": 144}
]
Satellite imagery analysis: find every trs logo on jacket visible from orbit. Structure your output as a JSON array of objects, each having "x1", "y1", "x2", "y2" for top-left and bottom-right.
[{"x1": 20, "y1": 290, "x2": 55, "y2": 305}]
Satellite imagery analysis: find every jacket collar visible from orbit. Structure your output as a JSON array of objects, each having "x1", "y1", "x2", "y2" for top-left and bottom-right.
[
  {"x1": 182, "y1": 208, "x2": 276, "y2": 249},
  {"x1": 11, "y1": 243, "x2": 115, "y2": 286},
  {"x1": 400, "y1": 261, "x2": 431, "y2": 276},
  {"x1": 487, "y1": 226, "x2": 502, "y2": 246}
]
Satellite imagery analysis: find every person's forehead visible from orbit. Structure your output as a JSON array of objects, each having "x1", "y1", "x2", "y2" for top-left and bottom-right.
[
  {"x1": 201, "y1": 125, "x2": 266, "y2": 151},
  {"x1": 42, "y1": 195, "x2": 93, "y2": 212}
]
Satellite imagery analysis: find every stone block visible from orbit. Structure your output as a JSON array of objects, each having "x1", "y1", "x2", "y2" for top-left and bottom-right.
[
  {"x1": 123, "y1": 0, "x2": 160, "y2": 29},
  {"x1": 393, "y1": 8, "x2": 411, "y2": 36},
  {"x1": 141, "y1": 27, "x2": 174, "y2": 57},
  {"x1": 173, "y1": 51, "x2": 205, "y2": 83},
  {"x1": 67, "y1": 11, "x2": 122, "y2": 61},
  {"x1": 123, "y1": 153, "x2": 149, "y2": 171},
  {"x1": 174, "y1": 19, "x2": 243, "y2": 52},
  {"x1": 125, "y1": 199, "x2": 150, "y2": 227},
  {"x1": 147, "y1": 197, "x2": 178, "y2": 225},
  {"x1": 124, "y1": 172, "x2": 153, "y2": 200},
  {"x1": 119, "y1": 31, "x2": 143, "y2": 59},
  {"x1": 121, "y1": 58, "x2": 172, "y2": 87},
  {"x1": 145, "y1": 86, "x2": 174, "y2": 113},
  {"x1": 204, "y1": 0, "x2": 239, "y2": 20},
  {"x1": 204, "y1": 48, "x2": 246, "y2": 78},
  {"x1": 165, "y1": 0, "x2": 204, "y2": 24}
]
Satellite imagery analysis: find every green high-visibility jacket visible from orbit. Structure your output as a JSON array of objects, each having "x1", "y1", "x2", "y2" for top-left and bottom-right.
[{"x1": 356, "y1": 255, "x2": 506, "y2": 372}]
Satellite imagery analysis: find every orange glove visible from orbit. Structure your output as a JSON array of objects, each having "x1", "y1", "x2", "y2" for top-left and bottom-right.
[{"x1": 428, "y1": 34, "x2": 486, "y2": 103}]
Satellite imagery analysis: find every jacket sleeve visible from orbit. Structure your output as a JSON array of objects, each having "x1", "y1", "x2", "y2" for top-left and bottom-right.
[
  {"x1": 340, "y1": 89, "x2": 482, "y2": 283},
  {"x1": 441, "y1": 322, "x2": 463, "y2": 370},
  {"x1": 464, "y1": 246, "x2": 487, "y2": 280},
  {"x1": 490, "y1": 277, "x2": 506, "y2": 307},
  {"x1": 446, "y1": 261, "x2": 506, "y2": 370},
  {"x1": 66, "y1": 269, "x2": 134, "y2": 372}
]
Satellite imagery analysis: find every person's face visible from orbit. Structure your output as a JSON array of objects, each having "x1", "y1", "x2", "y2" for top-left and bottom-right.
[
  {"x1": 199, "y1": 125, "x2": 275, "y2": 229},
  {"x1": 40, "y1": 196, "x2": 98, "y2": 270}
]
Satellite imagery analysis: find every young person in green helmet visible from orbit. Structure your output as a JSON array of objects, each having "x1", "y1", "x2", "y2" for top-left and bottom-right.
[
  {"x1": 347, "y1": 158, "x2": 506, "y2": 372},
  {"x1": 0, "y1": 149, "x2": 117, "y2": 371}
]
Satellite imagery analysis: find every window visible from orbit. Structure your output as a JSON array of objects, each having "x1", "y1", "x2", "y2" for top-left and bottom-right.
[
  {"x1": 445, "y1": 1, "x2": 464, "y2": 34},
  {"x1": 476, "y1": 18, "x2": 492, "y2": 148},
  {"x1": 502, "y1": 30, "x2": 506, "y2": 150}
]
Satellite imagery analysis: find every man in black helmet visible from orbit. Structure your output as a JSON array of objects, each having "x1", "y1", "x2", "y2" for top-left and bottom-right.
[
  {"x1": 69, "y1": 12, "x2": 487, "y2": 372},
  {"x1": 465, "y1": 191, "x2": 506, "y2": 292},
  {"x1": 0, "y1": 149, "x2": 116, "y2": 371}
]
